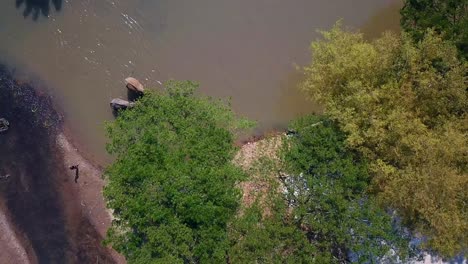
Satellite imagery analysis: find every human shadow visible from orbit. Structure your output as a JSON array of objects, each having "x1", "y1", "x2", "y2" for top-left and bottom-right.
[{"x1": 15, "y1": 0, "x2": 63, "y2": 20}]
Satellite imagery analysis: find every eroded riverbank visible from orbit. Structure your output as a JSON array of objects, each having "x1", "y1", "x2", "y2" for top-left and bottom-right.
[{"x1": 0, "y1": 65, "x2": 122, "y2": 264}]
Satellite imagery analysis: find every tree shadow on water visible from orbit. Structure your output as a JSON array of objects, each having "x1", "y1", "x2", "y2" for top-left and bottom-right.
[{"x1": 15, "y1": 0, "x2": 63, "y2": 20}]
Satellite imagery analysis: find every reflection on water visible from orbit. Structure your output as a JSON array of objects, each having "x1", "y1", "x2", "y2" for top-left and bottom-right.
[
  {"x1": 0, "y1": 0, "x2": 402, "y2": 164},
  {"x1": 15, "y1": 0, "x2": 63, "y2": 20}
]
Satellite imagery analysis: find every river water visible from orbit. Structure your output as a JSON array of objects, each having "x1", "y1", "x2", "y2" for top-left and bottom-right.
[{"x1": 0, "y1": 0, "x2": 401, "y2": 163}]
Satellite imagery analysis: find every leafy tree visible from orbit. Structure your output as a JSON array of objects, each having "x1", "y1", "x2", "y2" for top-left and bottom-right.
[
  {"x1": 228, "y1": 155, "x2": 318, "y2": 264},
  {"x1": 228, "y1": 198, "x2": 318, "y2": 263},
  {"x1": 229, "y1": 115, "x2": 409, "y2": 263},
  {"x1": 400, "y1": 0, "x2": 468, "y2": 59},
  {"x1": 104, "y1": 81, "x2": 253, "y2": 263},
  {"x1": 281, "y1": 116, "x2": 408, "y2": 263},
  {"x1": 301, "y1": 24, "x2": 467, "y2": 257}
]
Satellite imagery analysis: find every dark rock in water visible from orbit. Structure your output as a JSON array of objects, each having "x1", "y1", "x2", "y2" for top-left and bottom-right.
[
  {"x1": 125, "y1": 77, "x2": 144, "y2": 94},
  {"x1": 110, "y1": 98, "x2": 135, "y2": 110},
  {"x1": 0, "y1": 118, "x2": 9, "y2": 133}
]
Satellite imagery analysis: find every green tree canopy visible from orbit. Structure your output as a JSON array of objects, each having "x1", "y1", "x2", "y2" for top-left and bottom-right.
[
  {"x1": 229, "y1": 115, "x2": 409, "y2": 263},
  {"x1": 301, "y1": 24, "x2": 467, "y2": 257},
  {"x1": 281, "y1": 116, "x2": 408, "y2": 263},
  {"x1": 228, "y1": 196, "x2": 317, "y2": 263},
  {"x1": 104, "y1": 81, "x2": 252, "y2": 263},
  {"x1": 400, "y1": 0, "x2": 468, "y2": 59}
]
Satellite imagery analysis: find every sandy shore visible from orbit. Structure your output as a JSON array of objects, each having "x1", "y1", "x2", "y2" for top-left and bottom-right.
[
  {"x1": 0, "y1": 64, "x2": 125, "y2": 264},
  {"x1": 0, "y1": 130, "x2": 125, "y2": 264},
  {"x1": 56, "y1": 132, "x2": 126, "y2": 264}
]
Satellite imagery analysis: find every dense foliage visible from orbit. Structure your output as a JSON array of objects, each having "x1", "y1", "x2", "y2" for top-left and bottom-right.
[
  {"x1": 281, "y1": 116, "x2": 408, "y2": 263},
  {"x1": 104, "y1": 81, "x2": 252, "y2": 263},
  {"x1": 103, "y1": 20, "x2": 466, "y2": 262},
  {"x1": 229, "y1": 196, "x2": 317, "y2": 263},
  {"x1": 400, "y1": 0, "x2": 468, "y2": 58},
  {"x1": 301, "y1": 24, "x2": 468, "y2": 257},
  {"x1": 229, "y1": 115, "x2": 409, "y2": 263}
]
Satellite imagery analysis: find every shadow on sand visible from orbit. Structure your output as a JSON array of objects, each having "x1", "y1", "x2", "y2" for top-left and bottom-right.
[{"x1": 15, "y1": 0, "x2": 63, "y2": 20}]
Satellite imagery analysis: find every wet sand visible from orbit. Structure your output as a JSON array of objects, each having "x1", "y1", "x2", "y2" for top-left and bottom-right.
[{"x1": 0, "y1": 64, "x2": 123, "y2": 264}]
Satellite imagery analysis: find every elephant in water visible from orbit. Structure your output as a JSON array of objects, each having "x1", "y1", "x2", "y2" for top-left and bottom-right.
[
  {"x1": 125, "y1": 77, "x2": 144, "y2": 94},
  {"x1": 110, "y1": 98, "x2": 135, "y2": 111}
]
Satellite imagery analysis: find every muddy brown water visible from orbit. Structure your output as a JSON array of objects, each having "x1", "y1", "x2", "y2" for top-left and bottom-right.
[{"x1": 0, "y1": 0, "x2": 402, "y2": 164}]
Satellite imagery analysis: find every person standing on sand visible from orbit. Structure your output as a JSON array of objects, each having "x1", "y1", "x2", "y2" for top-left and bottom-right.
[{"x1": 69, "y1": 165, "x2": 79, "y2": 183}]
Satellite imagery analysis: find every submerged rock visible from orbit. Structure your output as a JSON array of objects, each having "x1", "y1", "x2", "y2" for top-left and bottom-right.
[
  {"x1": 125, "y1": 77, "x2": 144, "y2": 94},
  {"x1": 0, "y1": 118, "x2": 9, "y2": 133},
  {"x1": 110, "y1": 98, "x2": 135, "y2": 111}
]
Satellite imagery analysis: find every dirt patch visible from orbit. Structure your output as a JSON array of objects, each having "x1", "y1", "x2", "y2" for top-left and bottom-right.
[{"x1": 234, "y1": 135, "x2": 284, "y2": 210}]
